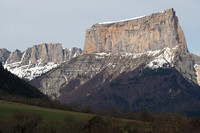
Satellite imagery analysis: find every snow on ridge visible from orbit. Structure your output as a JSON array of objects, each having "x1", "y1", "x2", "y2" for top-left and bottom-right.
[
  {"x1": 4, "y1": 49, "x2": 81, "y2": 81},
  {"x1": 95, "y1": 52, "x2": 111, "y2": 56},
  {"x1": 146, "y1": 47, "x2": 176, "y2": 69},
  {"x1": 194, "y1": 64, "x2": 200, "y2": 85},
  {"x1": 4, "y1": 60, "x2": 61, "y2": 81},
  {"x1": 98, "y1": 9, "x2": 167, "y2": 25},
  {"x1": 21, "y1": 52, "x2": 26, "y2": 62},
  {"x1": 94, "y1": 47, "x2": 177, "y2": 65},
  {"x1": 98, "y1": 16, "x2": 145, "y2": 25},
  {"x1": 163, "y1": 47, "x2": 175, "y2": 63},
  {"x1": 95, "y1": 49, "x2": 162, "y2": 60}
]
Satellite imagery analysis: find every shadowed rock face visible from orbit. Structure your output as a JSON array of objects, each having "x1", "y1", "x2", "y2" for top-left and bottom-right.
[{"x1": 84, "y1": 8, "x2": 188, "y2": 54}]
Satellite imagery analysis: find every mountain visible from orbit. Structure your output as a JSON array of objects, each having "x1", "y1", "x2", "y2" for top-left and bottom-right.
[
  {"x1": 0, "y1": 43, "x2": 82, "y2": 81},
  {"x1": 30, "y1": 8, "x2": 200, "y2": 113},
  {"x1": 84, "y1": 8, "x2": 187, "y2": 54},
  {"x1": 0, "y1": 62, "x2": 45, "y2": 98}
]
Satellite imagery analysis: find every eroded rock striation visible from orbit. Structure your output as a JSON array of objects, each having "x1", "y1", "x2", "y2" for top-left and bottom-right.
[
  {"x1": 1, "y1": 43, "x2": 82, "y2": 80},
  {"x1": 84, "y1": 8, "x2": 188, "y2": 54}
]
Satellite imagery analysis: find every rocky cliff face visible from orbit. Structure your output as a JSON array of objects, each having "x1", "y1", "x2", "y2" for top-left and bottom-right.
[
  {"x1": 0, "y1": 49, "x2": 11, "y2": 64},
  {"x1": 6, "y1": 49, "x2": 23, "y2": 64},
  {"x1": 1, "y1": 43, "x2": 82, "y2": 80},
  {"x1": 84, "y1": 8, "x2": 188, "y2": 54}
]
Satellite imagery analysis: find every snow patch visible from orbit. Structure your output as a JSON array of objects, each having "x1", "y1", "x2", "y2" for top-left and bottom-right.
[
  {"x1": 63, "y1": 75, "x2": 68, "y2": 82},
  {"x1": 21, "y1": 52, "x2": 26, "y2": 62},
  {"x1": 73, "y1": 53, "x2": 77, "y2": 57},
  {"x1": 94, "y1": 48, "x2": 164, "y2": 61},
  {"x1": 94, "y1": 47, "x2": 176, "y2": 70},
  {"x1": 146, "y1": 47, "x2": 175, "y2": 69},
  {"x1": 95, "y1": 52, "x2": 110, "y2": 56},
  {"x1": 4, "y1": 61, "x2": 60, "y2": 81},
  {"x1": 98, "y1": 16, "x2": 145, "y2": 25},
  {"x1": 194, "y1": 64, "x2": 200, "y2": 86},
  {"x1": 98, "y1": 9, "x2": 166, "y2": 25}
]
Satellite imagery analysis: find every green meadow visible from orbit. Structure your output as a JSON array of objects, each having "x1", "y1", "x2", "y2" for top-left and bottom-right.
[{"x1": 0, "y1": 100, "x2": 91, "y2": 123}]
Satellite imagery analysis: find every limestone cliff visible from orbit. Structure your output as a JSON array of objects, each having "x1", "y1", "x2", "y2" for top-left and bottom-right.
[
  {"x1": 6, "y1": 49, "x2": 23, "y2": 64},
  {"x1": 1, "y1": 43, "x2": 82, "y2": 80},
  {"x1": 0, "y1": 49, "x2": 11, "y2": 64},
  {"x1": 84, "y1": 8, "x2": 188, "y2": 53}
]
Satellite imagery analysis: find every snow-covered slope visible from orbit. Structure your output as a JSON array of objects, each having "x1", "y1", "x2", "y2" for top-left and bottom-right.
[
  {"x1": 4, "y1": 60, "x2": 60, "y2": 81},
  {"x1": 1, "y1": 43, "x2": 82, "y2": 81},
  {"x1": 146, "y1": 47, "x2": 177, "y2": 69}
]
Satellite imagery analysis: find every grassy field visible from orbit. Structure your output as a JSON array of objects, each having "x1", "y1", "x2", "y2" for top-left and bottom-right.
[
  {"x1": 0, "y1": 100, "x2": 92, "y2": 123},
  {"x1": 0, "y1": 100, "x2": 152, "y2": 132}
]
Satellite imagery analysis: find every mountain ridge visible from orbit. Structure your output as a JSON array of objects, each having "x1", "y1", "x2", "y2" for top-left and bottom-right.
[{"x1": 0, "y1": 43, "x2": 82, "y2": 80}]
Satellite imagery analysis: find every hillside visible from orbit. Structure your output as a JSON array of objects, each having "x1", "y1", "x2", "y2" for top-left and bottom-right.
[
  {"x1": 0, "y1": 100, "x2": 152, "y2": 133},
  {"x1": 0, "y1": 100, "x2": 89, "y2": 122},
  {"x1": 1, "y1": 100, "x2": 200, "y2": 133},
  {"x1": 0, "y1": 62, "x2": 45, "y2": 98}
]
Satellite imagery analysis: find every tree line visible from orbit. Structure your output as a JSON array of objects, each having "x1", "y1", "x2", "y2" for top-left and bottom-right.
[{"x1": 0, "y1": 110, "x2": 200, "y2": 133}]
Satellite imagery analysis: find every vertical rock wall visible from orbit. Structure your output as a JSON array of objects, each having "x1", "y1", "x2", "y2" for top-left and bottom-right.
[{"x1": 84, "y1": 8, "x2": 188, "y2": 54}]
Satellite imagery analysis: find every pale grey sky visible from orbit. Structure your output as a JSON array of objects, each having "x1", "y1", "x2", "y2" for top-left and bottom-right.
[{"x1": 0, "y1": 0, "x2": 199, "y2": 55}]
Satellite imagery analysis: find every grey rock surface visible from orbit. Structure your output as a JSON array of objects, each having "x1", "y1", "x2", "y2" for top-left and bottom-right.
[
  {"x1": 6, "y1": 49, "x2": 24, "y2": 64},
  {"x1": 0, "y1": 48, "x2": 11, "y2": 64},
  {"x1": 1, "y1": 43, "x2": 82, "y2": 80}
]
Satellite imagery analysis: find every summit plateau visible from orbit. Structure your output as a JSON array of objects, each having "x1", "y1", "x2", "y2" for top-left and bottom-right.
[{"x1": 84, "y1": 8, "x2": 187, "y2": 54}]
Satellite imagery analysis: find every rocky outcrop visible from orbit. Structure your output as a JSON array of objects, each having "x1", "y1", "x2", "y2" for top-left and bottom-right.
[
  {"x1": 194, "y1": 64, "x2": 200, "y2": 85},
  {"x1": 172, "y1": 50, "x2": 200, "y2": 85},
  {"x1": 2, "y1": 43, "x2": 82, "y2": 80},
  {"x1": 6, "y1": 49, "x2": 23, "y2": 64},
  {"x1": 23, "y1": 43, "x2": 64, "y2": 65},
  {"x1": 17, "y1": 43, "x2": 82, "y2": 65},
  {"x1": 84, "y1": 8, "x2": 188, "y2": 54},
  {"x1": 0, "y1": 49, "x2": 11, "y2": 64}
]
